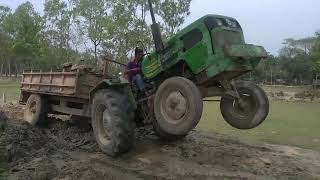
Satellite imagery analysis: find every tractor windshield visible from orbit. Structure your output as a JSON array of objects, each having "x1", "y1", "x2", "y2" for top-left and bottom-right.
[{"x1": 204, "y1": 16, "x2": 244, "y2": 50}]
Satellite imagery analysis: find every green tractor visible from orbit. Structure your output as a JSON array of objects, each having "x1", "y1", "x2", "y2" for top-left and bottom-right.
[
  {"x1": 20, "y1": 0, "x2": 269, "y2": 156},
  {"x1": 83, "y1": 0, "x2": 269, "y2": 155},
  {"x1": 136, "y1": 0, "x2": 269, "y2": 136}
]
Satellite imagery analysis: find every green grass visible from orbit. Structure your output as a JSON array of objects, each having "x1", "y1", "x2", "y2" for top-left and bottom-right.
[
  {"x1": 0, "y1": 78, "x2": 20, "y2": 102},
  {"x1": 198, "y1": 100, "x2": 320, "y2": 151}
]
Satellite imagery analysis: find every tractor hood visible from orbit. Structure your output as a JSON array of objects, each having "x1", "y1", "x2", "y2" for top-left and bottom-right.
[{"x1": 224, "y1": 44, "x2": 268, "y2": 59}]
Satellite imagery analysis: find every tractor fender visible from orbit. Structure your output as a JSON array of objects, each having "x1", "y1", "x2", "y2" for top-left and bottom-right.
[{"x1": 89, "y1": 77, "x2": 137, "y2": 109}]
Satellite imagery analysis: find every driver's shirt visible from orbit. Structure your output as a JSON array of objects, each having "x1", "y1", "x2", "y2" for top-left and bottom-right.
[{"x1": 126, "y1": 60, "x2": 141, "y2": 82}]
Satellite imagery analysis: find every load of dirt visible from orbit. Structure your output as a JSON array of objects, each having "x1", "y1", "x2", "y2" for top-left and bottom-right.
[
  {"x1": 0, "y1": 110, "x2": 8, "y2": 178},
  {"x1": 0, "y1": 116, "x2": 99, "y2": 179},
  {"x1": 0, "y1": 105, "x2": 320, "y2": 180}
]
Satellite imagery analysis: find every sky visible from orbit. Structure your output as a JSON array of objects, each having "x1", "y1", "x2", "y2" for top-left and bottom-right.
[{"x1": 2, "y1": 0, "x2": 320, "y2": 55}]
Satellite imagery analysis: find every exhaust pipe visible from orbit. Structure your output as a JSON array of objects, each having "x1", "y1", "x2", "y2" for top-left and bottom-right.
[{"x1": 148, "y1": 0, "x2": 164, "y2": 53}]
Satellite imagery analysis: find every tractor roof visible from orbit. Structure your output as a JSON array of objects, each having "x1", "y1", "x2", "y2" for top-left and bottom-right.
[{"x1": 166, "y1": 14, "x2": 239, "y2": 43}]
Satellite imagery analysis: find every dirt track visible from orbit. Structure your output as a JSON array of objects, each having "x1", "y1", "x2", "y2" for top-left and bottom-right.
[{"x1": 1, "y1": 105, "x2": 320, "y2": 180}]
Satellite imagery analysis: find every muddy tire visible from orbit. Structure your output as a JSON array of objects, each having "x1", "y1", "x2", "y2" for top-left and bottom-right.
[
  {"x1": 153, "y1": 77, "x2": 203, "y2": 139},
  {"x1": 91, "y1": 89, "x2": 135, "y2": 156},
  {"x1": 24, "y1": 94, "x2": 48, "y2": 126},
  {"x1": 220, "y1": 81, "x2": 269, "y2": 130}
]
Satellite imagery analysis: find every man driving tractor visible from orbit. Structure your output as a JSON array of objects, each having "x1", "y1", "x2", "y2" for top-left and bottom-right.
[{"x1": 125, "y1": 47, "x2": 147, "y2": 96}]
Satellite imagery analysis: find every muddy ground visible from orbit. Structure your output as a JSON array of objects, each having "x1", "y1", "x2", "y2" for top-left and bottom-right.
[{"x1": 1, "y1": 105, "x2": 320, "y2": 180}]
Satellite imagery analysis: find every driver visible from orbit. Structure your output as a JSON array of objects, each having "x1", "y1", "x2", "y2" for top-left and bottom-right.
[{"x1": 125, "y1": 47, "x2": 147, "y2": 95}]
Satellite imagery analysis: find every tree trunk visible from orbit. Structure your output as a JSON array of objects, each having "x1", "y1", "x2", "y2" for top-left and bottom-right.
[
  {"x1": 14, "y1": 61, "x2": 18, "y2": 78},
  {"x1": 8, "y1": 62, "x2": 11, "y2": 77},
  {"x1": 94, "y1": 42, "x2": 98, "y2": 61},
  {"x1": 0, "y1": 64, "x2": 3, "y2": 77},
  {"x1": 270, "y1": 70, "x2": 273, "y2": 85}
]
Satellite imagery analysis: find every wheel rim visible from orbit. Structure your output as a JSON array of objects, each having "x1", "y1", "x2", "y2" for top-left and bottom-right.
[
  {"x1": 95, "y1": 104, "x2": 111, "y2": 145},
  {"x1": 160, "y1": 90, "x2": 188, "y2": 124}
]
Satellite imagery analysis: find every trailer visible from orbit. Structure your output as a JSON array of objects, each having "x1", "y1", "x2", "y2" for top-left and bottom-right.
[{"x1": 20, "y1": 66, "x2": 105, "y2": 120}]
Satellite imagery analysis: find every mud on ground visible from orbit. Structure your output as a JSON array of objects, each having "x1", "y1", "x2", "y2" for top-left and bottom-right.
[{"x1": 0, "y1": 106, "x2": 320, "y2": 180}]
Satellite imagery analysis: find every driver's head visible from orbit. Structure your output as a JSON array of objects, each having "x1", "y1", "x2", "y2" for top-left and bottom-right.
[{"x1": 134, "y1": 47, "x2": 144, "y2": 61}]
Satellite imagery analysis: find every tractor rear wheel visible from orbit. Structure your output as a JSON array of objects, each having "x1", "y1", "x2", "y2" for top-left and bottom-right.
[
  {"x1": 153, "y1": 77, "x2": 203, "y2": 140},
  {"x1": 24, "y1": 94, "x2": 48, "y2": 126},
  {"x1": 91, "y1": 89, "x2": 135, "y2": 156},
  {"x1": 220, "y1": 81, "x2": 269, "y2": 129}
]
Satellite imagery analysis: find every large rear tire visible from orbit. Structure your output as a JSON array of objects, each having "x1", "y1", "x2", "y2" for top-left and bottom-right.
[
  {"x1": 220, "y1": 81, "x2": 269, "y2": 129},
  {"x1": 91, "y1": 89, "x2": 135, "y2": 156},
  {"x1": 24, "y1": 94, "x2": 48, "y2": 126},
  {"x1": 153, "y1": 77, "x2": 203, "y2": 140}
]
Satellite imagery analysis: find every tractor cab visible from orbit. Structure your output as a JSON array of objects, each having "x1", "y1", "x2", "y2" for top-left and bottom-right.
[{"x1": 204, "y1": 15, "x2": 244, "y2": 49}]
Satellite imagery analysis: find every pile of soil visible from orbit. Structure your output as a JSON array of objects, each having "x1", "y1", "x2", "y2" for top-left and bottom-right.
[
  {"x1": 1, "y1": 105, "x2": 320, "y2": 179},
  {"x1": 1, "y1": 117, "x2": 99, "y2": 180},
  {"x1": 0, "y1": 110, "x2": 8, "y2": 178}
]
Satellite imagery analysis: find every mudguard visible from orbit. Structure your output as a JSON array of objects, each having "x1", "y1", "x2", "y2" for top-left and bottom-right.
[{"x1": 90, "y1": 77, "x2": 137, "y2": 109}]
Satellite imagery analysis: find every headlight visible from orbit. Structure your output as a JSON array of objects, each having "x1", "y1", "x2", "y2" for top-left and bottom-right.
[
  {"x1": 216, "y1": 18, "x2": 224, "y2": 26},
  {"x1": 226, "y1": 19, "x2": 238, "y2": 28}
]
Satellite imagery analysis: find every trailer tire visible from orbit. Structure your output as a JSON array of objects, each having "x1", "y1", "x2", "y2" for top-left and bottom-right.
[
  {"x1": 153, "y1": 77, "x2": 203, "y2": 139},
  {"x1": 91, "y1": 89, "x2": 135, "y2": 156},
  {"x1": 24, "y1": 94, "x2": 48, "y2": 126},
  {"x1": 220, "y1": 81, "x2": 269, "y2": 129}
]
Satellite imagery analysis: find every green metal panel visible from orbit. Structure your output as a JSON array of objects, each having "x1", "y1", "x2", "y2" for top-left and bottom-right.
[
  {"x1": 141, "y1": 14, "x2": 267, "y2": 83},
  {"x1": 181, "y1": 22, "x2": 214, "y2": 74},
  {"x1": 142, "y1": 53, "x2": 162, "y2": 79}
]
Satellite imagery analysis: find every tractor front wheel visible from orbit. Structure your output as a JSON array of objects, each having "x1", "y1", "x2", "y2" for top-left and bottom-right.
[
  {"x1": 153, "y1": 77, "x2": 203, "y2": 140},
  {"x1": 91, "y1": 89, "x2": 135, "y2": 156},
  {"x1": 220, "y1": 81, "x2": 269, "y2": 129}
]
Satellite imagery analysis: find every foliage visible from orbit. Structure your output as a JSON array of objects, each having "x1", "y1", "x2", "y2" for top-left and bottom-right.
[
  {"x1": 1, "y1": 0, "x2": 318, "y2": 85},
  {"x1": 158, "y1": 0, "x2": 191, "y2": 37},
  {"x1": 251, "y1": 33, "x2": 320, "y2": 85},
  {"x1": 0, "y1": 0, "x2": 192, "y2": 74},
  {"x1": 310, "y1": 32, "x2": 320, "y2": 74}
]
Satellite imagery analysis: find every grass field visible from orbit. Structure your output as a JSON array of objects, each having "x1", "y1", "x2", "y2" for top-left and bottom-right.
[
  {"x1": 1, "y1": 79, "x2": 320, "y2": 151},
  {"x1": 0, "y1": 78, "x2": 20, "y2": 103},
  {"x1": 199, "y1": 101, "x2": 320, "y2": 151}
]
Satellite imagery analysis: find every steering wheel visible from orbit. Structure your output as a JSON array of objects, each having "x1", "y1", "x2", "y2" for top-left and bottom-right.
[{"x1": 142, "y1": 53, "x2": 150, "y2": 57}]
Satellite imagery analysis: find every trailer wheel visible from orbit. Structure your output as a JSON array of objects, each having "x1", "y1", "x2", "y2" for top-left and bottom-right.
[
  {"x1": 24, "y1": 94, "x2": 48, "y2": 126},
  {"x1": 91, "y1": 89, "x2": 135, "y2": 156},
  {"x1": 153, "y1": 77, "x2": 203, "y2": 139},
  {"x1": 220, "y1": 81, "x2": 269, "y2": 129}
]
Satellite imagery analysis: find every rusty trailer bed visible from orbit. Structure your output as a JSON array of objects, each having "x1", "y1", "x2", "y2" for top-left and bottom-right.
[{"x1": 21, "y1": 69, "x2": 102, "y2": 100}]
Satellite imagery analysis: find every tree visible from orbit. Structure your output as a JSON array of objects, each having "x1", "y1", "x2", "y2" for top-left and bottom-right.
[
  {"x1": 0, "y1": 6, "x2": 11, "y2": 26},
  {"x1": 3, "y1": 2, "x2": 43, "y2": 57},
  {"x1": 1, "y1": 2, "x2": 44, "y2": 73},
  {"x1": 73, "y1": 0, "x2": 111, "y2": 61},
  {"x1": 0, "y1": 6, "x2": 12, "y2": 75},
  {"x1": 102, "y1": 0, "x2": 192, "y2": 64},
  {"x1": 103, "y1": 0, "x2": 148, "y2": 64},
  {"x1": 0, "y1": 32, "x2": 13, "y2": 75},
  {"x1": 158, "y1": 0, "x2": 191, "y2": 38},
  {"x1": 43, "y1": 0, "x2": 75, "y2": 66},
  {"x1": 44, "y1": 0, "x2": 72, "y2": 50},
  {"x1": 311, "y1": 31, "x2": 320, "y2": 79}
]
